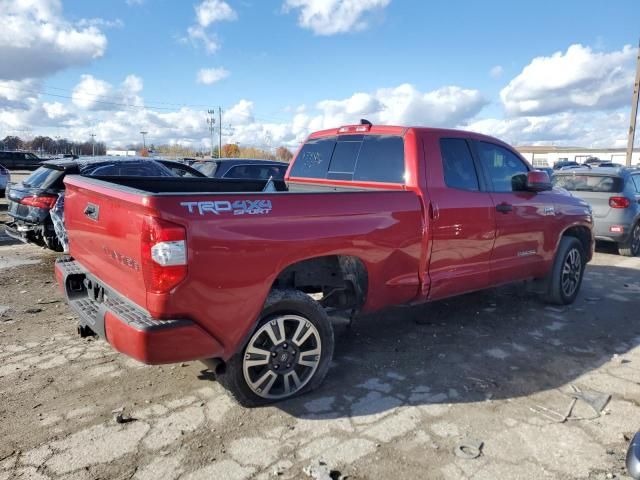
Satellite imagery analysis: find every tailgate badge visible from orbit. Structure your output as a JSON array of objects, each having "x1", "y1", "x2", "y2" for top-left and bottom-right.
[{"x1": 84, "y1": 203, "x2": 100, "y2": 221}]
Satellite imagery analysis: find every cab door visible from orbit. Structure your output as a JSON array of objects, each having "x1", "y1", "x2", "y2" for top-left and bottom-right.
[
  {"x1": 472, "y1": 140, "x2": 551, "y2": 285},
  {"x1": 424, "y1": 134, "x2": 496, "y2": 300}
]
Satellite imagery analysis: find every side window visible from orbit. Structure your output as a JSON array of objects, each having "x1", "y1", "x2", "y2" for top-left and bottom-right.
[
  {"x1": 632, "y1": 175, "x2": 640, "y2": 193},
  {"x1": 477, "y1": 141, "x2": 529, "y2": 192},
  {"x1": 439, "y1": 138, "x2": 480, "y2": 191},
  {"x1": 224, "y1": 165, "x2": 263, "y2": 179}
]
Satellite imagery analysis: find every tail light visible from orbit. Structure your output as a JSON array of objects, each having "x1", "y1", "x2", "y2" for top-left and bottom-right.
[
  {"x1": 141, "y1": 216, "x2": 187, "y2": 293},
  {"x1": 20, "y1": 195, "x2": 58, "y2": 209},
  {"x1": 609, "y1": 196, "x2": 630, "y2": 209}
]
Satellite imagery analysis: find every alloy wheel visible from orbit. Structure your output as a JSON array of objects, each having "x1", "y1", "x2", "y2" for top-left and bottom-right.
[
  {"x1": 242, "y1": 314, "x2": 321, "y2": 400},
  {"x1": 561, "y1": 248, "x2": 582, "y2": 298}
]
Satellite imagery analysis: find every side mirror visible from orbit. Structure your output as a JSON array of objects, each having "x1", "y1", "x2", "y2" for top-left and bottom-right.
[{"x1": 526, "y1": 170, "x2": 552, "y2": 192}]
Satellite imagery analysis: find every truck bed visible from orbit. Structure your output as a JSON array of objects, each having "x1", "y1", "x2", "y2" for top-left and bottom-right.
[{"x1": 60, "y1": 175, "x2": 424, "y2": 361}]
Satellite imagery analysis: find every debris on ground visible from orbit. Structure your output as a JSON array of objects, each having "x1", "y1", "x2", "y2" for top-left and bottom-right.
[
  {"x1": 570, "y1": 385, "x2": 611, "y2": 416},
  {"x1": 303, "y1": 459, "x2": 343, "y2": 480},
  {"x1": 454, "y1": 438, "x2": 484, "y2": 459},
  {"x1": 24, "y1": 307, "x2": 43, "y2": 314},
  {"x1": 530, "y1": 385, "x2": 611, "y2": 423},
  {"x1": 114, "y1": 411, "x2": 135, "y2": 424}
]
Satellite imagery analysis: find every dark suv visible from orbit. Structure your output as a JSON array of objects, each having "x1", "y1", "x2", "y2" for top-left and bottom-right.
[
  {"x1": 191, "y1": 158, "x2": 288, "y2": 179},
  {"x1": 0, "y1": 151, "x2": 44, "y2": 170},
  {"x1": 553, "y1": 167, "x2": 640, "y2": 256}
]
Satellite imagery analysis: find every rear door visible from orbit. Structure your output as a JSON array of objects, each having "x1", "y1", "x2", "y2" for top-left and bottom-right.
[
  {"x1": 473, "y1": 141, "x2": 549, "y2": 284},
  {"x1": 424, "y1": 135, "x2": 496, "y2": 300}
]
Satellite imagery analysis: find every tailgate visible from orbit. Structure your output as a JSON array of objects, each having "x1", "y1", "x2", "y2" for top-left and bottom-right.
[{"x1": 64, "y1": 175, "x2": 153, "y2": 308}]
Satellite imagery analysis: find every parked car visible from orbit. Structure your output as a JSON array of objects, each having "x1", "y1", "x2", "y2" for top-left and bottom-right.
[
  {"x1": 156, "y1": 160, "x2": 206, "y2": 178},
  {"x1": 0, "y1": 163, "x2": 10, "y2": 197},
  {"x1": 5, "y1": 157, "x2": 191, "y2": 251},
  {"x1": 0, "y1": 151, "x2": 44, "y2": 170},
  {"x1": 56, "y1": 122, "x2": 593, "y2": 406},
  {"x1": 553, "y1": 166, "x2": 640, "y2": 256},
  {"x1": 553, "y1": 160, "x2": 579, "y2": 170},
  {"x1": 192, "y1": 158, "x2": 288, "y2": 180},
  {"x1": 537, "y1": 167, "x2": 554, "y2": 179}
]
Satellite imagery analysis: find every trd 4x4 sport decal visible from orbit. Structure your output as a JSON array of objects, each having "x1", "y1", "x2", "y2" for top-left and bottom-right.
[{"x1": 180, "y1": 200, "x2": 272, "y2": 216}]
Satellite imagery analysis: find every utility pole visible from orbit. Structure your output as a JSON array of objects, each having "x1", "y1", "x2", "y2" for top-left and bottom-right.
[
  {"x1": 218, "y1": 107, "x2": 223, "y2": 158},
  {"x1": 90, "y1": 133, "x2": 96, "y2": 157},
  {"x1": 626, "y1": 38, "x2": 640, "y2": 167},
  {"x1": 207, "y1": 109, "x2": 216, "y2": 158},
  {"x1": 140, "y1": 131, "x2": 148, "y2": 151}
]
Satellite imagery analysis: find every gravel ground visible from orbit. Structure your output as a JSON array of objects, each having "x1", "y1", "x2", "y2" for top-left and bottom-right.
[{"x1": 1, "y1": 190, "x2": 639, "y2": 480}]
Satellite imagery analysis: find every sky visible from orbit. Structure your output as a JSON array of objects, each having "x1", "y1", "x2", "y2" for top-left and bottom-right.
[{"x1": 0, "y1": 0, "x2": 639, "y2": 151}]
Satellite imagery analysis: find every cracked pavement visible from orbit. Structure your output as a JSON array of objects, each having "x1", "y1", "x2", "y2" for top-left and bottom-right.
[{"x1": 0, "y1": 226, "x2": 639, "y2": 478}]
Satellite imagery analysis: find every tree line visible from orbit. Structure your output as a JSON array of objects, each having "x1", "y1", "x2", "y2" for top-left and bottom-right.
[
  {"x1": 1, "y1": 135, "x2": 107, "y2": 156},
  {"x1": 1, "y1": 134, "x2": 294, "y2": 162}
]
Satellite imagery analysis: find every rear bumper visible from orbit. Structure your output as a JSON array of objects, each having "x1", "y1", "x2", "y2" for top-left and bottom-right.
[
  {"x1": 4, "y1": 221, "x2": 32, "y2": 244},
  {"x1": 55, "y1": 257, "x2": 224, "y2": 364},
  {"x1": 593, "y1": 220, "x2": 632, "y2": 244}
]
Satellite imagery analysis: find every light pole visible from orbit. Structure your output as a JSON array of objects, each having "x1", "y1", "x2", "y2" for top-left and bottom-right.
[
  {"x1": 207, "y1": 109, "x2": 216, "y2": 158},
  {"x1": 140, "y1": 131, "x2": 148, "y2": 151},
  {"x1": 90, "y1": 133, "x2": 96, "y2": 156}
]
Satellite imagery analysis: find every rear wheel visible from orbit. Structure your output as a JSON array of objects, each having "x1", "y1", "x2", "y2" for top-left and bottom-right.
[
  {"x1": 544, "y1": 236, "x2": 585, "y2": 305},
  {"x1": 217, "y1": 289, "x2": 334, "y2": 407},
  {"x1": 618, "y1": 223, "x2": 640, "y2": 257}
]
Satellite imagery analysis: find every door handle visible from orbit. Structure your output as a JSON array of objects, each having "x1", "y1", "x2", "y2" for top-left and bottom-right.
[
  {"x1": 429, "y1": 203, "x2": 440, "y2": 220},
  {"x1": 496, "y1": 203, "x2": 513, "y2": 214}
]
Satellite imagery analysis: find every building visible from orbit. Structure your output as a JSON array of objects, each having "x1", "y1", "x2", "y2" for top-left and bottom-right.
[
  {"x1": 516, "y1": 146, "x2": 640, "y2": 168},
  {"x1": 106, "y1": 149, "x2": 137, "y2": 157}
]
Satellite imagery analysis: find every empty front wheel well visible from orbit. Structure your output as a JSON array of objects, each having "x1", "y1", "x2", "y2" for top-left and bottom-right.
[
  {"x1": 271, "y1": 255, "x2": 368, "y2": 311},
  {"x1": 562, "y1": 226, "x2": 592, "y2": 260}
]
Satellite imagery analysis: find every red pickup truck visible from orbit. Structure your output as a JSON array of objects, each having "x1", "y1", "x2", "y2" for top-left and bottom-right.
[{"x1": 56, "y1": 123, "x2": 593, "y2": 405}]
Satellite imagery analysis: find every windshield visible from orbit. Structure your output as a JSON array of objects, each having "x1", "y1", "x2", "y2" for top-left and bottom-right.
[{"x1": 553, "y1": 174, "x2": 624, "y2": 193}]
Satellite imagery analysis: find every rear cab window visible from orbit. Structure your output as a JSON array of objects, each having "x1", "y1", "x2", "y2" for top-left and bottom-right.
[
  {"x1": 289, "y1": 134, "x2": 405, "y2": 184},
  {"x1": 553, "y1": 174, "x2": 624, "y2": 193}
]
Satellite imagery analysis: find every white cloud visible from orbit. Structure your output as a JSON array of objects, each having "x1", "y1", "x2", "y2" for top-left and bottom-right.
[
  {"x1": 501, "y1": 44, "x2": 636, "y2": 116},
  {"x1": 223, "y1": 99, "x2": 254, "y2": 125},
  {"x1": 0, "y1": 78, "x2": 41, "y2": 109},
  {"x1": 196, "y1": 67, "x2": 230, "y2": 85},
  {"x1": 71, "y1": 74, "x2": 144, "y2": 111},
  {"x1": 0, "y1": 0, "x2": 107, "y2": 80},
  {"x1": 313, "y1": 84, "x2": 486, "y2": 128},
  {"x1": 284, "y1": 0, "x2": 391, "y2": 35},
  {"x1": 463, "y1": 111, "x2": 631, "y2": 149},
  {"x1": 489, "y1": 65, "x2": 503, "y2": 78},
  {"x1": 185, "y1": 0, "x2": 237, "y2": 53},
  {"x1": 195, "y1": 0, "x2": 237, "y2": 27},
  {"x1": 77, "y1": 18, "x2": 124, "y2": 29}
]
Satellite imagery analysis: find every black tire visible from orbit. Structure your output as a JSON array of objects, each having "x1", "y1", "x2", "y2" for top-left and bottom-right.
[
  {"x1": 217, "y1": 289, "x2": 334, "y2": 407},
  {"x1": 618, "y1": 223, "x2": 640, "y2": 257},
  {"x1": 543, "y1": 236, "x2": 585, "y2": 305}
]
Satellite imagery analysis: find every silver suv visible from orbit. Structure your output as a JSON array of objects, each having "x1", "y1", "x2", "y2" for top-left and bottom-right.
[{"x1": 553, "y1": 166, "x2": 640, "y2": 256}]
